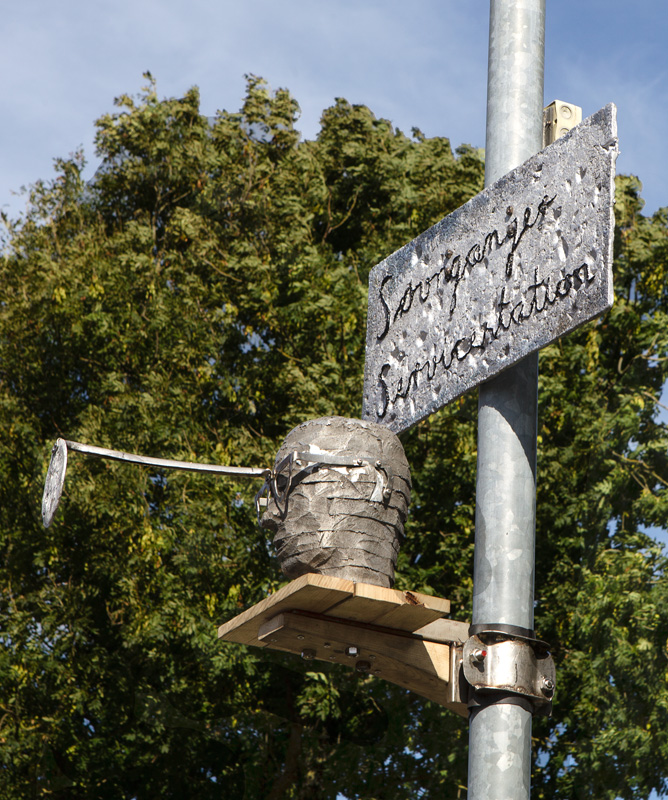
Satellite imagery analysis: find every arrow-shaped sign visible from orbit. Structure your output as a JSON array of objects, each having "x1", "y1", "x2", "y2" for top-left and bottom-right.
[{"x1": 362, "y1": 104, "x2": 618, "y2": 433}]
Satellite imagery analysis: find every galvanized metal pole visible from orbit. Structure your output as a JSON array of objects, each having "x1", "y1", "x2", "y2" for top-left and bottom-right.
[{"x1": 468, "y1": 2, "x2": 545, "y2": 799}]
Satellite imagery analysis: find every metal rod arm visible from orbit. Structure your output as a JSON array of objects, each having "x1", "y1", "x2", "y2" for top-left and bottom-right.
[
  {"x1": 42, "y1": 438, "x2": 269, "y2": 528},
  {"x1": 64, "y1": 440, "x2": 269, "y2": 478}
]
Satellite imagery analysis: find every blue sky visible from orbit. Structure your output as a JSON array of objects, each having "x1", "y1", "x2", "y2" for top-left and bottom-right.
[
  {"x1": 3, "y1": 1, "x2": 666, "y2": 510},
  {"x1": 2, "y1": 0, "x2": 667, "y2": 220}
]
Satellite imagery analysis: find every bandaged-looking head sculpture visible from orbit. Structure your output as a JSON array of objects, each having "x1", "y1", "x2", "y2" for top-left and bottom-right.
[{"x1": 256, "y1": 416, "x2": 411, "y2": 588}]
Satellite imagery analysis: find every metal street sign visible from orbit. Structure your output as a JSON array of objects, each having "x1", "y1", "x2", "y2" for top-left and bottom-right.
[{"x1": 362, "y1": 104, "x2": 618, "y2": 433}]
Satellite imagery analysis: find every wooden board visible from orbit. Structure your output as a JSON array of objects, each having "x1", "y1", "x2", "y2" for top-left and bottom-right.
[
  {"x1": 218, "y1": 574, "x2": 451, "y2": 644},
  {"x1": 326, "y1": 582, "x2": 451, "y2": 631},
  {"x1": 258, "y1": 611, "x2": 450, "y2": 680},
  {"x1": 217, "y1": 574, "x2": 354, "y2": 646}
]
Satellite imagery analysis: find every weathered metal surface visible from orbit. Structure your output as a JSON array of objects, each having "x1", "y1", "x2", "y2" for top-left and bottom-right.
[
  {"x1": 362, "y1": 104, "x2": 618, "y2": 433},
  {"x1": 258, "y1": 417, "x2": 411, "y2": 588},
  {"x1": 463, "y1": 634, "x2": 555, "y2": 707}
]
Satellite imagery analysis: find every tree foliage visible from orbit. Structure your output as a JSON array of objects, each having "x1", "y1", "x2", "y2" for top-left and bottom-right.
[{"x1": 1, "y1": 76, "x2": 667, "y2": 799}]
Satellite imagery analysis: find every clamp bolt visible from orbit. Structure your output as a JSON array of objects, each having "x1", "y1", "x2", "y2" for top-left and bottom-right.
[
  {"x1": 470, "y1": 648, "x2": 487, "y2": 665},
  {"x1": 542, "y1": 677, "x2": 555, "y2": 695}
]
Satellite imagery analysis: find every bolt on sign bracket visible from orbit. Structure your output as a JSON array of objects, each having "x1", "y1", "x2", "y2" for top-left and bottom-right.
[{"x1": 218, "y1": 573, "x2": 470, "y2": 717}]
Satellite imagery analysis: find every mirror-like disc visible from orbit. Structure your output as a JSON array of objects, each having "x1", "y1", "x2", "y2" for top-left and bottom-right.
[{"x1": 42, "y1": 439, "x2": 67, "y2": 527}]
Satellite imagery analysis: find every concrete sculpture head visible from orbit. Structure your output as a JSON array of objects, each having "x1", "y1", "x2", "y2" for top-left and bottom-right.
[{"x1": 256, "y1": 416, "x2": 411, "y2": 588}]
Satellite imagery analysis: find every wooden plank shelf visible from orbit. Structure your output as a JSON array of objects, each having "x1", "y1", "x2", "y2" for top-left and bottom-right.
[{"x1": 218, "y1": 574, "x2": 470, "y2": 716}]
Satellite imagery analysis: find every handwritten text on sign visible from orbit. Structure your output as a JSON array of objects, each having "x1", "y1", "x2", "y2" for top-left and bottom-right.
[{"x1": 362, "y1": 104, "x2": 618, "y2": 433}]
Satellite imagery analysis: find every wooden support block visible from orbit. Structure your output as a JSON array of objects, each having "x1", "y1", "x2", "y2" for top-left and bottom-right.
[
  {"x1": 413, "y1": 617, "x2": 470, "y2": 644},
  {"x1": 258, "y1": 611, "x2": 449, "y2": 680},
  {"x1": 257, "y1": 611, "x2": 466, "y2": 716},
  {"x1": 217, "y1": 574, "x2": 469, "y2": 716}
]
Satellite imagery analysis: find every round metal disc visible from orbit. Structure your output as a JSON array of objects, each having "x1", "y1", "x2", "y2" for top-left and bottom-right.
[{"x1": 42, "y1": 439, "x2": 67, "y2": 527}]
